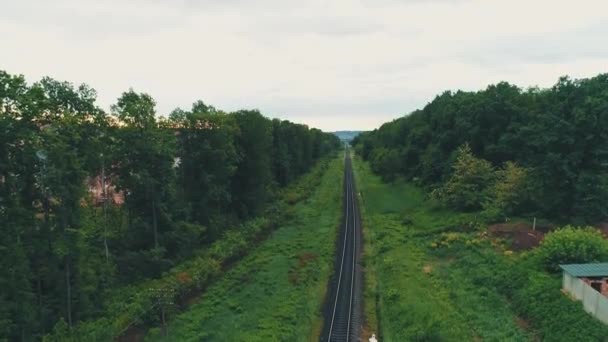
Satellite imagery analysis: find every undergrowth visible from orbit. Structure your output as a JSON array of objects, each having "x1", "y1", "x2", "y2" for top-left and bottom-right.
[
  {"x1": 352, "y1": 153, "x2": 607, "y2": 341},
  {"x1": 46, "y1": 154, "x2": 340, "y2": 341},
  {"x1": 143, "y1": 153, "x2": 345, "y2": 341}
]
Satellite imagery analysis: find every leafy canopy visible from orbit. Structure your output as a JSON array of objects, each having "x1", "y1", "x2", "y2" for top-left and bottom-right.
[{"x1": 432, "y1": 144, "x2": 494, "y2": 211}]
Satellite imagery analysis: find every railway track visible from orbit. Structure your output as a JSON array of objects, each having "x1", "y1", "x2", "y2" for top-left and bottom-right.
[{"x1": 322, "y1": 149, "x2": 361, "y2": 342}]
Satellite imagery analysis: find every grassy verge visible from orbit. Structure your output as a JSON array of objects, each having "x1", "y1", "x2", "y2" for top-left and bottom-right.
[
  {"x1": 351, "y1": 153, "x2": 532, "y2": 341},
  {"x1": 144, "y1": 153, "x2": 345, "y2": 341},
  {"x1": 353, "y1": 153, "x2": 608, "y2": 341},
  {"x1": 45, "y1": 154, "x2": 341, "y2": 341}
]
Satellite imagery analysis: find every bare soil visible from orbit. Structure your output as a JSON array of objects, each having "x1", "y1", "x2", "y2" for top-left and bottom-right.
[
  {"x1": 595, "y1": 222, "x2": 608, "y2": 237},
  {"x1": 489, "y1": 222, "x2": 554, "y2": 251},
  {"x1": 491, "y1": 221, "x2": 608, "y2": 251},
  {"x1": 116, "y1": 326, "x2": 146, "y2": 342}
]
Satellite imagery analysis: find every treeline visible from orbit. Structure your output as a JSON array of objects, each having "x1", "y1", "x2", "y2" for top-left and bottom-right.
[
  {"x1": 0, "y1": 70, "x2": 340, "y2": 340},
  {"x1": 353, "y1": 74, "x2": 608, "y2": 222}
]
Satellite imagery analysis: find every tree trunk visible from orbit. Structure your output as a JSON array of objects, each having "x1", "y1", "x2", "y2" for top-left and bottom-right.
[
  {"x1": 152, "y1": 199, "x2": 158, "y2": 249},
  {"x1": 161, "y1": 306, "x2": 167, "y2": 337},
  {"x1": 41, "y1": 195, "x2": 50, "y2": 313},
  {"x1": 66, "y1": 256, "x2": 72, "y2": 328},
  {"x1": 102, "y1": 162, "x2": 109, "y2": 263},
  {"x1": 37, "y1": 275, "x2": 42, "y2": 308}
]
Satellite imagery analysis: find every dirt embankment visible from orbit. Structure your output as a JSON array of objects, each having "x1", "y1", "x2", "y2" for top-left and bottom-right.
[
  {"x1": 490, "y1": 222, "x2": 608, "y2": 251},
  {"x1": 489, "y1": 222, "x2": 553, "y2": 251}
]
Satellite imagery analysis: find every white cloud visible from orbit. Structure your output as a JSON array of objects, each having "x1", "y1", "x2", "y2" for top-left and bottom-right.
[{"x1": 1, "y1": 0, "x2": 607, "y2": 131}]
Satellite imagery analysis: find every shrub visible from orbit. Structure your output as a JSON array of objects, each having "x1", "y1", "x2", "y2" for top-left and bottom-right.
[
  {"x1": 368, "y1": 147, "x2": 402, "y2": 181},
  {"x1": 537, "y1": 226, "x2": 608, "y2": 272}
]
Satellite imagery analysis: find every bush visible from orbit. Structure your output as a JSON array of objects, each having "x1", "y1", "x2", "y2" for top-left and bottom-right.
[
  {"x1": 537, "y1": 226, "x2": 608, "y2": 272},
  {"x1": 370, "y1": 147, "x2": 402, "y2": 181}
]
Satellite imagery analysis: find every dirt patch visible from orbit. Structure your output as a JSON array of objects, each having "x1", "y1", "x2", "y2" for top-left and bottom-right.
[
  {"x1": 595, "y1": 222, "x2": 608, "y2": 238},
  {"x1": 423, "y1": 265, "x2": 432, "y2": 274},
  {"x1": 491, "y1": 222, "x2": 608, "y2": 251},
  {"x1": 298, "y1": 252, "x2": 318, "y2": 266},
  {"x1": 116, "y1": 326, "x2": 146, "y2": 342},
  {"x1": 489, "y1": 222, "x2": 553, "y2": 251},
  {"x1": 288, "y1": 252, "x2": 318, "y2": 285},
  {"x1": 360, "y1": 325, "x2": 374, "y2": 342},
  {"x1": 516, "y1": 317, "x2": 531, "y2": 331},
  {"x1": 178, "y1": 288, "x2": 203, "y2": 307}
]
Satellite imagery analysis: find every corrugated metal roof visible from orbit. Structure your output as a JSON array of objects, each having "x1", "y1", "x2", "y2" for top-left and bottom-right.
[{"x1": 560, "y1": 263, "x2": 608, "y2": 277}]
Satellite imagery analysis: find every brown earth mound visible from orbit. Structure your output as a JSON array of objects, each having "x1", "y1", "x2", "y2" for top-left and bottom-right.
[
  {"x1": 489, "y1": 222, "x2": 553, "y2": 251},
  {"x1": 491, "y1": 222, "x2": 608, "y2": 251},
  {"x1": 595, "y1": 222, "x2": 608, "y2": 238}
]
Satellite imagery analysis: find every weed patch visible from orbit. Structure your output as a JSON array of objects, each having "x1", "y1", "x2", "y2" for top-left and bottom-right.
[
  {"x1": 354, "y1": 153, "x2": 608, "y2": 341},
  {"x1": 46, "y1": 155, "x2": 339, "y2": 341},
  {"x1": 144, "y1": 155, "x2": 344, "y2": 341},
  {"x1": 353, "y1": 154, "x2": 532, "y2": 341}
]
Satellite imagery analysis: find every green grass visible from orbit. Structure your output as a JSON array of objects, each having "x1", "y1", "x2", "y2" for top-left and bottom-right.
[
  {"x1": 352, "y1": 153, "x2": 532, "y2": 341},
  {"x1": 45, "y1": 155, "x2": 341, "y2": 342},
  {"x1": 360, "y1": 178, "x2": 424, "y2": 214},
  {"x1": 358, "y1": 171, "x2": 471, "y2": 233},
  {"x1": 431, "y1": 250, "x2": 533, "y2": 341},
  {"x1": 145, "y1": 155, "x2": 345, "y2": 341}
]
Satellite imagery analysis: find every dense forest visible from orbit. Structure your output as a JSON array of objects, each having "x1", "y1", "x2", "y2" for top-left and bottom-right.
[
  {"x1": 332, "y1": 130, "x2": 364, "y2": 143},
  {"x1": 0, "y1": 70, "x2": 340, "y2": 340},
  {"x1": 353, "y1": 74, "x2": 608, "y2": 223}
]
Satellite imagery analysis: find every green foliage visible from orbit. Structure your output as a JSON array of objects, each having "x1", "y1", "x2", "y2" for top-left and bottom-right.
[
  {"x1": 112, "y1": 90, "x2": 156, "y2": 128},
  {"x1": 354, "y1": 156, "x2": 608, "y2": 341},
  {"x1": 353, "y1": 74, "x2": 608, "y2": 222},
  {"x1": 512, "y1": 270, "x2": 608, "y2": 341},
  {"x1": 455, "y1": 243, "x2": 608, "y2": 341},
  {"x1": 0, "y1": 69, "x2": 340, "y2": 341},
  {"x1": 232, "y1": 110, "x2": 274, "y2": 218},
  {"x1": 369, "y1": 147, "x2": 402, "y2": 181},
  {"x1": 537, "y1": 226, "x2": 608, "y2": 272},
  {"x1": 145, "y1": 155, "x2": 343, "y2": 341},
  {"x1": 43, "y1": 155, "x2": 337, "y2": 341},
  {"x1": 484, "y1": 161, "x2": 531, "y2": 219},
  {"x1": 431, "y1": 144, "x2": 495, "y2": 211},
  {"x1": 353, "y1": 156, "x2": 524, "y2": 341},
  {"x1": 112, "y1": 90, "x2": 177, "y2": 271},
  {"x1": 171, "y1": 105, "x2": 240, "y2": 236}
]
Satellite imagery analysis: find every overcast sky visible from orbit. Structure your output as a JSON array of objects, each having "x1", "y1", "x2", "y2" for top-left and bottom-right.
[{"x1": 1, "y1": 0, "x2": 607, "y2": 131}]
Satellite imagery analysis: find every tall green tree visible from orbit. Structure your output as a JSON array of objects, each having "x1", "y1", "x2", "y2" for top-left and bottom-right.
[
  {"x1": 231, "y1": 110, "x2": 273, "y2": 218},
  {"x1": 0, "y1": 69, "x2": 340, "y2": 340},
  {"x1": 111, "y1": 90, "x2": 176, "y2": 279},
  {"x1": 354, "y1": 73, "x2": 608, "y2": 222},
  {"x1": 173, "y1": 101, "x2": 239, "y2": 239}
]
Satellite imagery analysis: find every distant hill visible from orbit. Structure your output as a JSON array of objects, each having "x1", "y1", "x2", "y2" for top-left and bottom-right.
[{"x1": 333, "y1": 131, "x2": 364, "y2": 142}]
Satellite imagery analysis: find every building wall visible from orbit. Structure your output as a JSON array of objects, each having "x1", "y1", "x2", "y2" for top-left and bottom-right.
[
  {"x1": 580, "y1": 277, "x2": 608, "y2": 297},
  {"x1": 563, "y1": 272, "x2": 608, "y2": 325}
]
